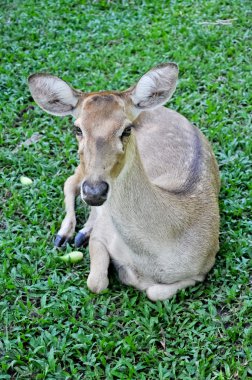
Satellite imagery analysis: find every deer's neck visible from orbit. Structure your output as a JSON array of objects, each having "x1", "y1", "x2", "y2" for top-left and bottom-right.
[{"x1": 108, "y1": 134, "x2": 183, "y2": 239}]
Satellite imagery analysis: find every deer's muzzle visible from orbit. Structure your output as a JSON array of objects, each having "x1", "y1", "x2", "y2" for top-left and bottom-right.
[{"x1": 81, "y1": 180, "x2": 109, "y2": 206}]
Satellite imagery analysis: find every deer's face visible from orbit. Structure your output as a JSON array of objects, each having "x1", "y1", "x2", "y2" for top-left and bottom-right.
[
  {"x1": 74, "y1": 93, "x2": 133, "y2": 206},
  {"x1": 28, "y1": 63, "x2": 178, "y2": 206}
]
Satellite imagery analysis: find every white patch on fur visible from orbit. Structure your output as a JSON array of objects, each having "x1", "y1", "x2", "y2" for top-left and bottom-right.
[
  {"x1": 58, "y1": 215, "x2": 76, "y2": 237},
  {"x1": 28, "y1": 74, "x2": 80, "y2": 116},
  {"x1": 131, "y1": 63, "x2": 178, "y2": 109}
]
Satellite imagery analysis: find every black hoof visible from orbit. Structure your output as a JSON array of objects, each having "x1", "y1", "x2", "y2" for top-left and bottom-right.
[
  {"x1": 74, "y1": 232, "x2": 89, "y2": 248},
  {"x1": 54, "y1": 234, "x2": 69, "y2": 248}
]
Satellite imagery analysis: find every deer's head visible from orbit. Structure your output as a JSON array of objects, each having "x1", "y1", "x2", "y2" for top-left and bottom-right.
[{"x1": 28, "y1": 63, "x2": 178, "y2": 206}]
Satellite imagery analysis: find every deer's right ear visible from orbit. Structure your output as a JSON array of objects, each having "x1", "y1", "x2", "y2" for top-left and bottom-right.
[
  {"x1": 28, "y1": 73, "x2": 82, "y2": 116},
  {"x1": 129, "y1": 63, "x2": 178, "y2": 110}
]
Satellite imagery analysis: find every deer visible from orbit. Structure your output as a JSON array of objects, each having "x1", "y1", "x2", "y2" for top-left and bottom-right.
[{"x1": 28, "y1": 63, "x2": 220, "y2": 301}]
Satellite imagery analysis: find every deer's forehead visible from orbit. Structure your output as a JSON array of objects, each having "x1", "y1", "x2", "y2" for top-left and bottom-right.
[
  {"x1": 78, "y1": 94, "x2": 127, "y2": 135},
  {"x1": 83, "y1": 93, "x2": 124, "y2": 113}
]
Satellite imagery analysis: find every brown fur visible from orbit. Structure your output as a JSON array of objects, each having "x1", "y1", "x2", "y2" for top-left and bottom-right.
[{"x1": 28, "y1": 63, "x2": 220, "y2": 301}]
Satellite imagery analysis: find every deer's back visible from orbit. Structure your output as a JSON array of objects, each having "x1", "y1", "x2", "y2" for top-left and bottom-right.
[{"x1": 135, "y1": 107, "x2": 220, "y2": 197}]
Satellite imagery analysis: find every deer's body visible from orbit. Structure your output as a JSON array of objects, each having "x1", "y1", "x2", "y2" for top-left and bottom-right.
[
  {"x1": 28, "y1": 63, "x2": 220, "y2": 301},
  {"x1": 86, "y1": 106, "x2": 219, "y2": 296}
]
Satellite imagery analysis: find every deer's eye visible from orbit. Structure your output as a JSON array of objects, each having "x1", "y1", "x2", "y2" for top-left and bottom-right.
[
  {"x1": 74, "y1": 126, "x2": 83, "y2": 137},
  {"x1": 121, "y1": 125, "x2": 132, "y2": 139}
]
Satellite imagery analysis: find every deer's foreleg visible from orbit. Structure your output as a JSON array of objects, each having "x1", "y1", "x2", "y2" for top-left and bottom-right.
[
  {"x1": 74, "y1": 207, "x2": 97, "y2": 247},
  {"x1": 54, "y1": 165, "x2": 83, "y2": 247}
]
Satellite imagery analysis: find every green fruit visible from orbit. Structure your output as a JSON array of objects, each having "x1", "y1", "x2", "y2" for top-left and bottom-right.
[
  {"x1": 58, "y1": 251, "x2": 83, "y2": 263},
  {"x1": 20, "y1": 176, "x2": 33, "y2": 185}
]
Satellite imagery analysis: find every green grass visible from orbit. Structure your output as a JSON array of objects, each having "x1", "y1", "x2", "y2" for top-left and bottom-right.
[{"x1": 0, "y1": 0, "x2": 251, "y2": 378}]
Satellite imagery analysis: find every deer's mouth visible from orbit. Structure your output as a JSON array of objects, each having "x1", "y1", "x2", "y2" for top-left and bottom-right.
[{"x1": 82, "y1": 196, "x2": 107, "y2": 207}]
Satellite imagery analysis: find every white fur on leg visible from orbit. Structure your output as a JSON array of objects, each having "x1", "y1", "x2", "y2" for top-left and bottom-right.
[
  {"x1": 76, "y1": 207, "x2": 97, "y2": 237},
  {"x1": 77, "y1": 225, "x2": 92, "y2": 238},
  {"x1": 146, "y1": 279, "x2": 198, "y2": 301},
  {"x1": 87, "y1": 272, "x2": 109, "y2": 293},
  {"x1": 58, "y1": 215, "x2": 76, "y2": 238},
  {"x1": 88, "y1": 239, "x2": 110, "y2": 294}
]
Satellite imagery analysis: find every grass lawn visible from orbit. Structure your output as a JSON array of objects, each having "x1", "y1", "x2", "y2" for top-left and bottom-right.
[{"x1": 0, "y1": 0, "x2": 251, "y2": 378}]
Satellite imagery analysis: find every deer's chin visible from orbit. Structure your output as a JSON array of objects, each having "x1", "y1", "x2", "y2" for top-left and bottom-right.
[{"x1": 81, "y1": 196, "x2": 107, "y2": 207}]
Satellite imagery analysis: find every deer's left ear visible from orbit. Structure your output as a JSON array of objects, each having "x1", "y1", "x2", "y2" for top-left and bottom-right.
[
  {"x1": 28, "y1": 73, "x2": 82, "y2": 117},
  {"x1": 130, "y1": 63, "x2": 178, "y2": 110}
]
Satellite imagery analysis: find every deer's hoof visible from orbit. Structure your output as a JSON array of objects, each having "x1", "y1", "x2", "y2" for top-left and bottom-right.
[
  {"x1": 87, "y1": 273, "x2": 109, "y2": 294},
  {"x1": 54, "y1": 234, "x2": 69, "y2": 248},
  {"x1": 74, "y1": 232, "x2": 89, "y2": 248}
]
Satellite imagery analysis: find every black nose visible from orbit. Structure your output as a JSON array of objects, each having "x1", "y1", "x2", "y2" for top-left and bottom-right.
[{"x1": 82, "y1": 181, "x2": 109, "y2": 206}]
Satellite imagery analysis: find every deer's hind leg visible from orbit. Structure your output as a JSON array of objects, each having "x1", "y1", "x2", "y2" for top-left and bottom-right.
[
  {"x1": 87, "y1": 238, "x2": 110, "y2": 293},
  {"x1": 146, "y1": 275, "x2": 205, "y2": 302}
]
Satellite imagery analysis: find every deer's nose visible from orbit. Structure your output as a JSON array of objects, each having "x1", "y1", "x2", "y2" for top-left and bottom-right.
[{"x1": 82, "y1": 181, "x2": 109, "y2": 206}]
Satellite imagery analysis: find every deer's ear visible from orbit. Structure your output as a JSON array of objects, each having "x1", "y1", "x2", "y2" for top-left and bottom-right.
[
  {"x1": 28, "y1": 73, "x2": 82, "y2": 116},
  {"x1": 130, "y1": 63, "x2": 178, "y2": 110}
]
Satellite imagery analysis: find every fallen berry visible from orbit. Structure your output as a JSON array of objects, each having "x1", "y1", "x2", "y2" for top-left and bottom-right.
[
  {"x1": 20, "y1": 176, "x2": 33, "y2": 185},
  {"x1": 58, "y1": 251, "x2": 83, "y2": 263}
]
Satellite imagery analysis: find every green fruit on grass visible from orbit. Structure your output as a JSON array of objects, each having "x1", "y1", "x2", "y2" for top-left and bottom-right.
[
  {"x1": 20, "y1": 176, "x2": 33, "y2": 185},
  {"x1": 59, "y1": 251, "x2": 83, "y2": 263}
]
